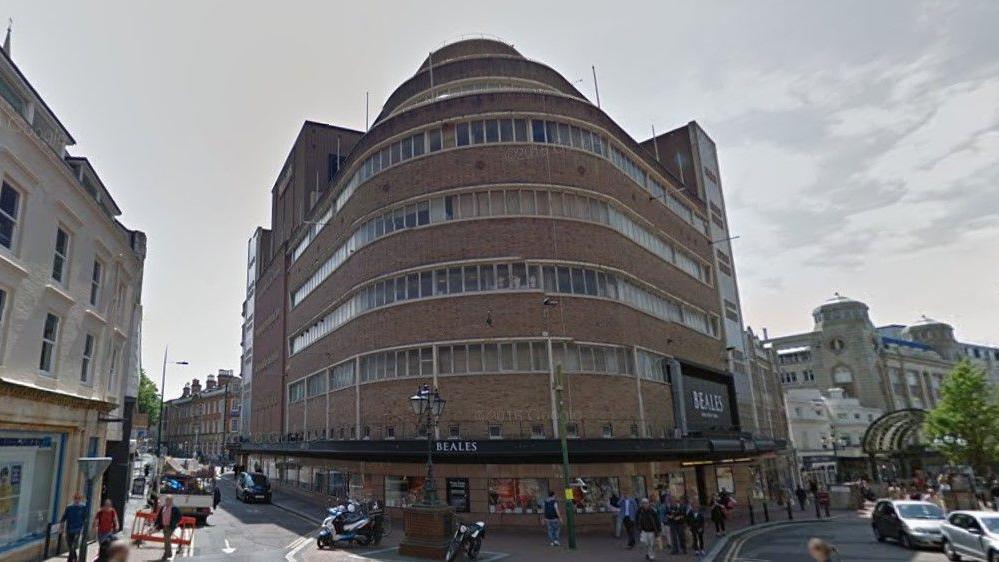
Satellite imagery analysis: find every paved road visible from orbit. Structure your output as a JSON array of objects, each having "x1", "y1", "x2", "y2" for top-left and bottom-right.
[
  {"x1": 117, "y1": 474, "x2": 319, "y2": 561},
  {"x1": 728, "y1": 516, "x2": 948, "y2": 562}
]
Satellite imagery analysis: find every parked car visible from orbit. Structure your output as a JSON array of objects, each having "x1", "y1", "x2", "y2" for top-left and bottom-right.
[
  {"x1": 872, "y1": 499, "x2": 946, "y2": 548},
  {"x1": 236, "y1": 472, "x2": 272, "y2": 503},
  {"x1": 941, "y1": 510, "x2": 999, "y2": 561}
]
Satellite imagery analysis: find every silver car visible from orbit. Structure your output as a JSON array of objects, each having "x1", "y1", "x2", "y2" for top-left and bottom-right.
[
  {"x1": 871, "y1": 499, "x2": 946, "y2": 548},
  {"x1": 941, "y1": 510, "x2": 999, "y2": 561}
]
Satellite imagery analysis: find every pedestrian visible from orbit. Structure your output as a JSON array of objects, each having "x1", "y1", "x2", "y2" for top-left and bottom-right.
[
  {"x1": 990, "y1": 479, "x2": 999, "y2": 511},
  {"x1": 807, "y1": 537, "x2": 837, "y2": 561},
  {"x1": 636, "y1": 498, "x2": 662, "y2": 561},
  {"x1": 94, "y1": 498, "x2": 120, "y2": 543},
  {"x1": 655, "y1": 497, "x2": 672, "y2": 552},
  {"x1": 60, "y1": 492, "x2": 86, "y2": 561},
  {"x1": 795, "y1": 485, "x2": 808, "y2": 511},
  {"x1": 710, "y1": 496, "x2": 726, "y2": 536},
  {"x1": 619, "y1": 492, "x2": 638, "y2": 549},
  {"x1": 213, "y1": 483, "x2": 221, "y2": 510},
  {"x1": 542, "y1": 491, "x2": 561, "y2": 547},
  {"x1": 686, "y1": 505, "x2": 706, "y2": 556},
  {"x1": 155, "y1": 495, "x2": 181, "y2": 560},
  {"x1": 667, "y1": 499, "x2": 688, "y2": 554}
]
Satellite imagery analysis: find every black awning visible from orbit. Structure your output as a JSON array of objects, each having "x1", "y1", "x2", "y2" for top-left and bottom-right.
[
  {"x1": 232, "y1": 437, "x2": 763, "y2": 464},
  {"x1": 708, "y1": 439, "x2": 744, "y2": 452}
]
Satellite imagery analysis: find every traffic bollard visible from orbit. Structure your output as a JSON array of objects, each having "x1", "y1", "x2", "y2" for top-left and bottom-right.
[
  {"x1": 787, "y1": 500, "x2": 793, "y2": 520},
  {"x1": 763, "y1": 501, "x2": 770, "y2": 522},
  {"x1": 748, "y1": 499, "x2": 756, "y2": 525},
  {"x1": 814, "y1": 496, "x2": 821, "y2": 518}
]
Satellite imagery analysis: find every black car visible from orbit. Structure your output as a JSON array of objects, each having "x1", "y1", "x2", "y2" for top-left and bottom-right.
[{"x1": 236, "y1": 472, "x2": 272, "y2": 503}]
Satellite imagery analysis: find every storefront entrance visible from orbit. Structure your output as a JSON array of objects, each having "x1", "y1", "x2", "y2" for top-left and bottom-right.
[{"x1": 0, "y1": 431, "x2": 65, "y2": 554}]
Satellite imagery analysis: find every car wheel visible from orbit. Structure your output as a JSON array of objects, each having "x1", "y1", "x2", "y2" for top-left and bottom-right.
[
  {"x1": 988, "y1": 549, "x2": 996, "y2": 562},
  {"x1": 944, "y1": 539, "x2": 961, "y2": 561},
  {"x1": 899, "y1": 532, "x2": 913, "y2": 549},
  {"x1": 873, "y1": 526, "x2": 885, "y2": 542}
]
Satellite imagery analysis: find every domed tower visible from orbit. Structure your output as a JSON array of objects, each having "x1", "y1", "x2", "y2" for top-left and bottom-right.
[
  {"x1": 810, "y1": 294, "x2": 879, "y2": 401},
  {"x1": 902, "y1": 316, "x2": 959, "y2": 361},
  {"x1": 283, "y1": 37, "x2": 724, "y2": 445}
]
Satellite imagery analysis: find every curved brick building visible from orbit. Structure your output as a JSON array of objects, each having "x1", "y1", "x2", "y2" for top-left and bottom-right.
[{"x1": 238, "y1": 38, "x2": 790, "y2": 522}]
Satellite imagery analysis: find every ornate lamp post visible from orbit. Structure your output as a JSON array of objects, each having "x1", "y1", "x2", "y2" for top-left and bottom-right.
[
  {"x1": 409, "y1": 384, "x2": 446, "y2": 506},
  {"x1": 399, "y1": 384, "x2": 454, "y2": 559}
]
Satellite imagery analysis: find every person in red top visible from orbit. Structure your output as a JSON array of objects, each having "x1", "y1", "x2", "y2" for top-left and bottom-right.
[{"x1": 93, "y1": 499, "x2": 120, "y2": 542}]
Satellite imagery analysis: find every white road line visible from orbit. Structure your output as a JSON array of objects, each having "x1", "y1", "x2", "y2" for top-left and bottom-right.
[
  {"x1": 285, "y1": 530, "x2": 316, "y2": 562},
  {"x1": 222, "y1": 537, "x2": 235, "y2": 554}
]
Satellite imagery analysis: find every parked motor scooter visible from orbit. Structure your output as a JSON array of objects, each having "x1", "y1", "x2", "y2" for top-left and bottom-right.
[
  {"x1": 445, "y1": 520, "x2": 486, "y2": 561},
  {"x1": 316, "y1": 500, "x2": 386, "y2": 549}
]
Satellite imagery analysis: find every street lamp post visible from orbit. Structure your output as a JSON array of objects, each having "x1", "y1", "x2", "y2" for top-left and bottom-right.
[
  {"x1": 156, "y1": 346, "x2": 188, "y2": 459},
  {"x1": 77, "y1": 457, "x2": 112, "y2": 562},
  {"x1": 409, "y1": 384, "x2": 445, "y2": 506}
]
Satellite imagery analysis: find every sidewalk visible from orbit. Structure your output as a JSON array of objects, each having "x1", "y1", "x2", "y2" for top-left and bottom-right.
[{"x1": 271, "y1": 483, "x2": 836, "y2": 561}]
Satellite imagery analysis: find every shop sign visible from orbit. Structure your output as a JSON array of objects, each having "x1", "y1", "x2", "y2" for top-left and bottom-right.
[
  {"x1": 0, "y1": 437, "x2": 52, "y2": 448},
  {"x1": 683, "y1": 376, "x2": 733, "y2": 428},
  {"x1": 435, "y1": 441, "x2": 479, "y2": 453}
]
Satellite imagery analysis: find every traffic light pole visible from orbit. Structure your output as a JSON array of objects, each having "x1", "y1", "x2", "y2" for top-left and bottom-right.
[{"x1": 555, "y1": 364, "x2": 577, "y2": 549}]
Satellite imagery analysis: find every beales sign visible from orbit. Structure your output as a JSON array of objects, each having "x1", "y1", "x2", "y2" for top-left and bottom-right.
[
  {"x1": 435, "y1": 441, "x2": 479, "y2": 453},
  {"x1": 683, "y1": 374, "x2": 733, "y2": 428}
]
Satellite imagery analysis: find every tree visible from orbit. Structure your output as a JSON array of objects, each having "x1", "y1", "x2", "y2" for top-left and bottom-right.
[
  {"x1": 137, "y1": 369, "x2": 162, "y2": 426},
  {"x1": 924, "y1": 360, "x2": 999, "y2": 474}
]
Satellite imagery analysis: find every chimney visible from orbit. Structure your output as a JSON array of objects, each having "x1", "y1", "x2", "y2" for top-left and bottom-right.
[
  {"x1": 182, "y1": 383, "x2": 191, "y2": 398},
  {"x1": 206, "y1": 373, "x2": 217, "y2": 391},
  {"x1": 191, "y1": 378, "x2": 202, "y2": 395},
  {"x1": 217, "y1": 368, "x2": 235, "y2": 388}
]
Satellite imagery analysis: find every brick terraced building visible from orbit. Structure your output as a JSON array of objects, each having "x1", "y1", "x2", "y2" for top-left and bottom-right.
[{"x1": 237, "y1": 39, "x2": 791, "y2": 524}]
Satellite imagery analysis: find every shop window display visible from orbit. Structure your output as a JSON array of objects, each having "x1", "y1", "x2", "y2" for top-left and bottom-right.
[
  {"x1": 385, "y1": 476, "x2": 426, "y2": 508},
  {"x1": 571, "y1": 477, "x2": 619, "y2": 513},
  {"x1": 715, "y1": 466, "x2": 735, "y2": 495},
  {"x1": 488, "y1": 478, "x2": 549, "y2": 514}
]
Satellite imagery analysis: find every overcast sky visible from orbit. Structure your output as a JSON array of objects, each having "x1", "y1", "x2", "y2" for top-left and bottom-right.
[{"x1": 6, "y1": 1, "x2": 998, "y2": 399}]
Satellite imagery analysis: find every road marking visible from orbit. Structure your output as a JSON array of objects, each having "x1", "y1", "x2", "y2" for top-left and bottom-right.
[
  {"x1": 222, "y1": 537, "x2": 235, "y2": 554},
  {"x1": 285, "y1": 530, "x2": 316, "y2": 562}
]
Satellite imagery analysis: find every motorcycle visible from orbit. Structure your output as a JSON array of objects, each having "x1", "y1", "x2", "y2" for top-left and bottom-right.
[
  {"x1": 444, "y1": 520, "x2": 486, "y2": 561},
  {"x1": 316, "y1": 500, "x2": 387, "y2": 549}
]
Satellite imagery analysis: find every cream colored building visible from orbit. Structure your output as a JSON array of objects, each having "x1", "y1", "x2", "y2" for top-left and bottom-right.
[
  {"x1": 0, "y1": 39, "x2": 144, "y2": 560},
  {"x1": 767, "y1": 294, "x2": 999, "y2": 412}
]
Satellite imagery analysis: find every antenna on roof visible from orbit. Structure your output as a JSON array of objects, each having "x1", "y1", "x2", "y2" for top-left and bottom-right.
[
  {"x1": 651, "y1": 123, "x2": 660, "y2": 162},
  {"x1": 3, "y1": 18, "x2": 11, "y2": 57},
  {"x1": 591, "y1": 65, "x2": 601, "y2": 108},
  {"x1": 365, "y1": 91, "x2": 370, "y2": 131}
]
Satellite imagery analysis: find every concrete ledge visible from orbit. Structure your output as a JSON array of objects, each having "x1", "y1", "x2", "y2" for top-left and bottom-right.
[{"x1": 703, "y1": 517, "x2": 836, "y2": 562}]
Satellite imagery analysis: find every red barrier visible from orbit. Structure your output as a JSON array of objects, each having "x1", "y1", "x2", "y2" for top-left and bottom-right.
[{"x1": 130, "y1": 510, "x2": 195, "y2": 549}]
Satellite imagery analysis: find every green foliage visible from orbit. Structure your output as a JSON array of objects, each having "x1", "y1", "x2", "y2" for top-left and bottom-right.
[
  {"x1": 924, "y1": 360, "x2": 999, "y2": 472},
  {"x1": 137, "y1": 369, "x2": 161, "y2": 426}
]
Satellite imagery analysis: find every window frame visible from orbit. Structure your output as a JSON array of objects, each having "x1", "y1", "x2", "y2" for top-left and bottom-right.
[
  {"x1": 0, "y1": 181, "x2": 22, "y2": 252},
  {"x1": 90, "y1": 259, "x2": 104, "y2": 307},
  {"x1": 80, "y1": 333, "x2": 96, "y2": 383},
  {"x1": 51, "y1": 226, "x2": 71, "y2": 284},
  {"x1": 39, "y1": 312, "x2": 61, "y2": 375}
]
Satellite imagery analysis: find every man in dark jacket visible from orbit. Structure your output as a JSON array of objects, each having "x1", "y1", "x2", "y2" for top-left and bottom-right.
[
  {"x1": 667, "y1": 499, "x2": 688, "y2": 554},
  {"x1": 155, "y1": 495, "x2": 182, "y2": 559},
  {"x1": 795, "y1": 485, "x2": 808, "y2": 511},
  {"x1": 636, "y1": 498, "x2": 662, "y2": 561},
  {"x1": 686, "y1": 505, "x2": 706, "y2": 556}
]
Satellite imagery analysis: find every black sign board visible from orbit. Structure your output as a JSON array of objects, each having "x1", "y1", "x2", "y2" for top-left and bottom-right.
[
  {"x1": 446, "y1": 478, "x2": 471, "y2": 512},
  {"x1": 682, "y1": 370, "x2": 735, "y2": 430}
]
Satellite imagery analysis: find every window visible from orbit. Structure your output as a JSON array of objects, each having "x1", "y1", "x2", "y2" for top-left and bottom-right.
[
  {"x1": 602, "y1": 423, "x2": 613, "y2": 438},
  {"x1": 386, "y1": 426, "x2": 395, "y2": 439},
  {"x1": 0, "y1": 288, "x2": 6, "y2": 327},
  {"x1": 385, "y1": 475, "x2": 426, "y2": 508},
  {"x1": 488, "y1": 478, "x2": 549, "y2": 514},
  {"x1": 531, "y1": 424, "x2": 545, "y2": 439},
  {"x1": 566, "y1": 422, "x2": 579, "y2": 438},
  {"x1": 90, "y1": 260, "x2": 103, "y2": 306},
  {"x1": 80, "y1": 334, "x2": 95, "y2": 383},
  {"x1": 488, "y1": 425, "x2": 502, "y2": 439},
  {"x1": 448, "y1": 424, "x2": 460, "y2": 439},
  {"x1": 0, "y1": 182, "x2": 20, "y2": 250},
  {"x1": 39, "y1": 313, "x2": 60, "y2": 373},
  {"x1": 52, "y1": 228, "x2": 70, "y2": 283},
  {"x1": 715, "y1": 466, "x2": 735, "y2": 494},
  {"x1": 107, "y1": 346, "x2": 119, "y2": 391}
]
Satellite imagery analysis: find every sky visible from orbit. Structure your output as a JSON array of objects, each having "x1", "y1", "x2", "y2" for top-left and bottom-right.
[{"x1": 5, "y1": 1, "x2": 998, "y2": 399}]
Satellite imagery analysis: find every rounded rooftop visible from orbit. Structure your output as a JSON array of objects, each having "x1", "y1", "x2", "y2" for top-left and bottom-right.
[{"x1": 420, "y1": 38, "x2": 522, "y2": 70}]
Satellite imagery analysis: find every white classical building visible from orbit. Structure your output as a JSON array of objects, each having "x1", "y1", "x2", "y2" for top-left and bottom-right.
[
  {"x1": 785, "y1": 387, "x2": 883, "y2": 485},
  {"x1": 0, "y1": 38, "x2": 145, "y2": 560}
]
